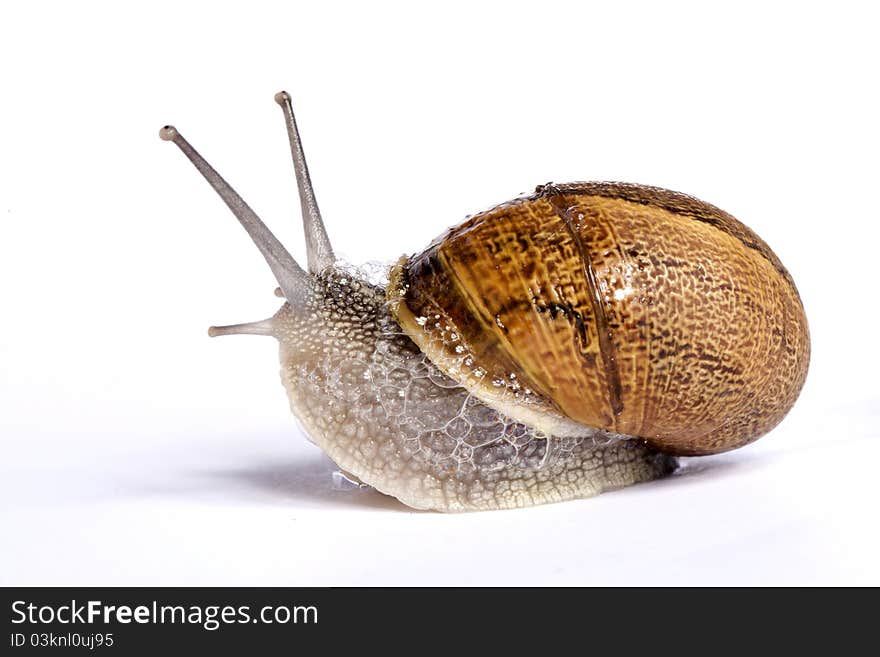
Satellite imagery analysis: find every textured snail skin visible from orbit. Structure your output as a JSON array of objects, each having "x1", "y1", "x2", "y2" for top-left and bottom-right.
[
  {"x1": 392, "y1": 183, "x2": 810, "y2": 456},
  {"x1": 272, "y1": 269, "x2": 676, "y2": 511}
]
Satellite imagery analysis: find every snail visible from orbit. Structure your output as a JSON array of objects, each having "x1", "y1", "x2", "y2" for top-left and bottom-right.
[{"x1": 160, "y1": 91, "x2": 810, "y2": 512}]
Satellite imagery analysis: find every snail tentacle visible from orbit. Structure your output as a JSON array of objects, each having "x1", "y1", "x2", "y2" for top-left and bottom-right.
[
  {"x1": 159, "y1": 125, "x2": 311, "y2": 308},
  {"x1": 274, "y1": 91, "x2": 335, "y2": 274},
  {"x1": 207, "y1": 317, "x2": 277, "y2": 338}
]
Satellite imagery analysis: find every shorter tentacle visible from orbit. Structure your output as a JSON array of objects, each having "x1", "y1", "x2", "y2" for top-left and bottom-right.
[{"x1": 208, "y1": 317, "x2": 277, "y2": 338}]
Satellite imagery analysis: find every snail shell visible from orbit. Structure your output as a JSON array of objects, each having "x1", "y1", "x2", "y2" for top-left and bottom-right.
[{"x1": 390, "y1": 182, "x2": 810, "y2": 456}]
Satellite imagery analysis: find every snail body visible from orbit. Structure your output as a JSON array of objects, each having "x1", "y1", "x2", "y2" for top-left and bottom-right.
[{"x1": 161, "y1": 93, "x2": 809, "y2": 511}]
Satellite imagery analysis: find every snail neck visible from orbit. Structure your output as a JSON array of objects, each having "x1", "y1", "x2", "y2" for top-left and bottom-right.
[
  {"x1": 273, "y1": 267, "x2": 393, "y2": 371},
  {"x1": 272, "y1": 267, "x2": 480, "y2": 507}
]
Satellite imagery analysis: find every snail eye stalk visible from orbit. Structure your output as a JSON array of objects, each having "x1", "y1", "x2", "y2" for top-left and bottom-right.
[
  {"x1": 274, "y1": 91, "x2": 335, "y2": 274},
  {"x1": 158, "y1": 124, "x2": 310, "y2": 307}
]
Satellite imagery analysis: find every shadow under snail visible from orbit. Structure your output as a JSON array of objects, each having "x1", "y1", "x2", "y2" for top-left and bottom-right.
[{"x1": 160, "y1": 91, "x2": 810, "y2": 512}]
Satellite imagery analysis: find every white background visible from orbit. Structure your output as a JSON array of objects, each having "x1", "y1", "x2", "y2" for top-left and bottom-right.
[{"x1": 1, "y1": 1, "x2": 877, "y2": 585}]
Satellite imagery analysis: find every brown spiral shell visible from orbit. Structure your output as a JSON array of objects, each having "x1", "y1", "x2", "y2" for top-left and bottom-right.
[{"x1": 389, "y1": 182, "x2": 810, "y2": 456}]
